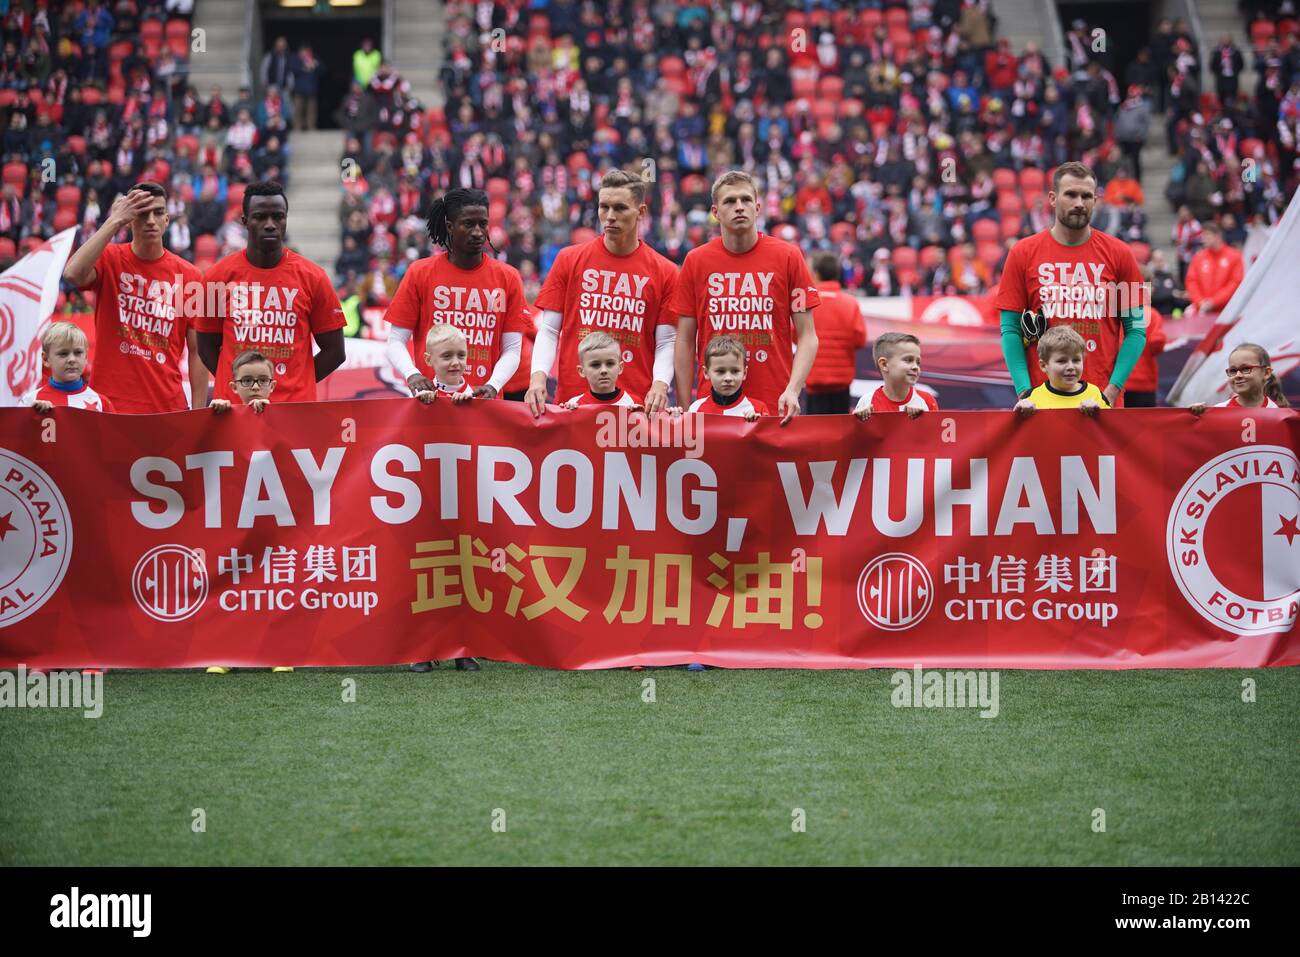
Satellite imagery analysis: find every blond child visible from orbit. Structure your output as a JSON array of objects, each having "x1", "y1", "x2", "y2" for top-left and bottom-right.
[
  {"x1": 23, "y1": 322, "x2": 114, "y2": 412},
  {"x1": 560, "y1": 331, "x2": 642, "y2": 409},
  {"x1": 687, "y1": 335, "x2": 768, "y2": 421}
]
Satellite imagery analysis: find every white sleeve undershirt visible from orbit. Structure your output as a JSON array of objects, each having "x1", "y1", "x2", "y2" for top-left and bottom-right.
[
  {"x1": 486, "y1": 332, "x2": 522, "y2": 392},
  {"x1": 652, "y1": 323, "x2": 676, "y2": 386},
  {"x1": 385, "y1": 326, "x2": 420, "y2": 385},
  {"x1": 530, "y1": 309, "x2": 564, "y2": 378}
]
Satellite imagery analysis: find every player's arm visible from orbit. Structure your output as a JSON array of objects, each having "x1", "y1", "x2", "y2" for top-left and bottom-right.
[
  {"x1": 313, "y1": 329, "x2": 346, "y2": 381},
  {"x1": 187, "y1": 328, "x2": 210, "y2": 409},
  {"x1": 1104, "y1": 306, "x2": 1148, "y2": 405},
  {"x1": 777, "y1": 310, "x2": 818, "y2": 424},
  {"x1": 384, "y1": 326, "x2": 432, "y2": 394},
  {"x1": 526, "y1": 309, "x2": 563, "y2": 416},
  {"x1": 480, "y1": 331, "x2": 522, "y2": 398},
  {"x1": 63, "y1": 191, "x2": 153, "y2": 287},
  {"x1": 999, "y1": 309, "x2": 1032, "y2": 398},
  {"x1": 196, "y1": 330, "x2": 222, "y2": 374},
  {"x1": 673, "y1": 314, "x2": 698, "y2": 406},
  {"x1": 644, "y1": 323, "x2": 677, "y2": 417}
]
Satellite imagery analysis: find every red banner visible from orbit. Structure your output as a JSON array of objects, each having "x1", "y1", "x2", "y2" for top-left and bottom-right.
[{"x1": 2, "y1": 401, "x2": 1298, "y2": 669}]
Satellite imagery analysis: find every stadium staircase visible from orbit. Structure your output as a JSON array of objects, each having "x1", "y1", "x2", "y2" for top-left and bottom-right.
[
  {"x1": 997, "y1": 0, "x2": 1061, "y2": 61},
  {"x1": 286, "y1": 132, "x2": 345, "y2": 280},
  {"x1": 187, "y1": 0, "x2": 251, "y2": 95},
  {"x1": 391, "y1": 0, "x2": 446, "y2": 108}
]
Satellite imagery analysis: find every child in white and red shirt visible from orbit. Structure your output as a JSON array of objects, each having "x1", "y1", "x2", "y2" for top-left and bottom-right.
[
  {"x1": 414, "y1": 324, "x2": 477, "y2": 404},
  {"x1": 409, "y1": 322, "x2": 479, "y2": 674},
  {"x1": 1189, "y1": 342, "x2": 1291, "y2": 414},
  {"x1": 687, "y1": 335, "x2": 769, "y2": 420},
  {"x1": 23, "y1": 321, "x2": 115, "y2": 412},
  {"x1": 560, "y1": 331, "x2": 643, "y2": 410},
  {"x1": 854, "y1": 332, "x2": 938, "y2": 420}
]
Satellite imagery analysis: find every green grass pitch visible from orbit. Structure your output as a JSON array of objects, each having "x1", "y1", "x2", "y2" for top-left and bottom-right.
[{"x1": 2, "y1": 665, "x2": 1296, "y2": 866}]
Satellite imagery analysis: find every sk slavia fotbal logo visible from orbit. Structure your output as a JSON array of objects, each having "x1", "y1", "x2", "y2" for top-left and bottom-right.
[
  {"x1": 132, "y1": 545, "x2": 208, "y2": 622},
  {"x1": 857, "y1": 552, "x2": 933, "y2": 631},
  {"x1": 1168, "y1": 446, "x2": 1300, "y2": 636},
  {"x1": 0, "y1": 450, "x2": 73, "y2": 628}
]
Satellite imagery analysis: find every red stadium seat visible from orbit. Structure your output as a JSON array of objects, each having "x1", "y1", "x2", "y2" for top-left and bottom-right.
[
  {"x1": 571, "y1": 227, "x2": 597, "y2": 245},
  {"x1": 2, "y1": 162, "x2": 26, "y2": 189},
  {"x1": 0, "y1": 237, "x2": 16, "y2": 259},
  {"x1": 784, "y1": 11, "x2": 808, "y2": 32},
  {"x1": 27, "y1": 88, "x2": 44, "y2": 107},
  {"x1": 976, "y1": 241, "x2": 1002, "y2": 269},
  {"x1": 488, "y1": 199, "x2": 507, "y2": 222},
  {"x1": 1240, "y1": 137, "x2": 1264, "y2": 158},
  {"x1": 792, "y1": 75, "x2": 816, "y2": 99},
  {"x1": 109, "y1": 40, "x2": 133, "y2": 63},
  {"x1": 999, "y1": 214, "x2": 1022, "y2": 240},
  {"x1": 812, "y1": 99, "x2": 837, "y2": 122},
  {"x1": 1019, "y1": 167, "x2": 1046, "y2": 194},
  {"x1": 528, "y1": 13, "x2": 550, "y2": 37},
  {"x1": 56, "y1": 185, "x2": 81, "y2": 208},
  {"x1": 892, "y1": 246, "x2": 918, "y2": 271},
  {"x1": 897, "y1": 268, "x2": 920, "y2": 287},
  {"x1": 996, "y1": 192, "x2": 1023, "y2": 216},
  {"x1": 167, "y1": 36, "x2": 189, "y2": 59},
  {"x1": 53, "y1": 208, "x2": 78, "y2": 231},
  {"x1": 81, "y1": 87, "x2": 102, "y2": 105},
  {"x1": 66, "y1": 135, "x2": 86, "y2": 156},
  {"x1": 816, "y1": 76, "x2": 844, "y2": 101},
  {"x1": 1250, "y1": 19, "x2": 1276, "y2": 50},
  {"x1": 816, "y1": 117, "x2": 837, "y2": 139},
  {"x1": 165, "y1": 17, "x2": 191, "y2": 40},
  {"x1": 175, "y1": 133, "x2": 199, "y2": 156},
  {"x1": 830, "y1": 222, "x2": 855, "y2": 244},
  {"x1": 107, "y1": 83, "x2": 126, "y2": 104},
  {"x1": 884, "y1": 8, "x2": 910, "y2": 29},
  {"x1": 0, "y1": 89, "x2": 14, "y2": 108},
  {"x1": 226, "y1": 182, "x2": 246, "y2": 212},
  {"x1": 1129, "y1": 241, "x2": 1151, "y2": 265},
  {"x1": 141, "y1": 19, "x2": 163, "y2": 40},
  {"x1": 859, "y1": 9, "x2": 883, "y2": 32},
  {"x1": 486, "y1": 178, "x2": 510, "y2": 201},
  {"x1": 992, "y1": 168, "x2": 1017, "y2": 192},
  {"x1": 195, "y1": 235, "x2": 220, "y2": 259},
  {"x1": 919, "y1": 245, "x2": 944, "y2": 270},
  {"x1": 660, "y1": 56, "x2": 685, "y2": 78},
  {"x1": 972, "y1": 219, "x2": 999, "y2": 243},
  {"x1": 142, "y1": 37, "x2": 163, "y2": 62}
]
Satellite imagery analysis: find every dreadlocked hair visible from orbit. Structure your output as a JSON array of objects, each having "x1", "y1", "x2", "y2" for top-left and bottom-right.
[{"x1": 426, "y1": 188, "x2": 494, "y2": 251}]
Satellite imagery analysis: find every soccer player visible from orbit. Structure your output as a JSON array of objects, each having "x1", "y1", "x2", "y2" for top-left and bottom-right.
[
  {"x1": 996, "y1": 161, "x2": 1146, "y2": 408},
  {"x1": 805, "y1": 251, "x2": 867, "y2": 414},
  {"x1": 383, "y1": 189, "x2": 526, "y2": 398},
  {"x1": 1013, "y1": 326, "x2": 1109, "y2": 417},
  {"x1": 196, "y1": 181, "x2": 346, "y2": 403},
  {"x1": 23, "y1": 322, "x2": 114, "y2": 411},
  {"x1": 671, "y1": 170, "x2": 819, "y2": 424},
  {"x1": 559, "y1": 331, "x2": 641, "y2": 409},
  {"x1": 854, "y1": 333, "x2": 938, "y2": 420},
  {"x1": 1189, "y1": 343, "x2": 1291, "y2": 413},
  {"x1": 525, "y1": 168, "x2": 679, "y2": 418},
  {"x1": 688, "y1": 335, "x2": 768, "y2": 420},
  {"x1": 61, "y1": 182, "x2": 208, "y2": 412}
]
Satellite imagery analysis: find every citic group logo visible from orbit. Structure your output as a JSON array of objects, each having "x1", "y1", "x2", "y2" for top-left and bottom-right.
[
  {"x1": 132, "y1": 545, "x2": 208, "y2": 622},
  {"x1": 857, "y1": 552, "x2": 933, "y2": 631}
]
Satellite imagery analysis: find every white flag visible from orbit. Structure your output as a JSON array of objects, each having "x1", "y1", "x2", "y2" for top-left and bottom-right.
[
  {"x1": 1167, "y1": 191, "x2": 1300, "y2": 406},
  {"x1": 0, "y1": 228, "x2": 77, "y2": 407}
]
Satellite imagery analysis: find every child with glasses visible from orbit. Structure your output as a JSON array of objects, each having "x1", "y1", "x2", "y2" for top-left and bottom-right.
[
  {"x1": 209, "y1": 349, "x2": 276, "y2": 414},
  {"x1": 1189, "y1": 342, "x2": 1291, "y2": 413},
  {"x1": 207, "y1": 349, "x2": 291, "y2": 674}
]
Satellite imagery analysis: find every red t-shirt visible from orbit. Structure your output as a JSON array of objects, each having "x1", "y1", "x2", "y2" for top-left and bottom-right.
[
  {"x1": 384, "y1": 253, "x2": 529, "y2": 389},
  {"x1": 995, "y1": 228, "x2": 1143, "y2": 391},
  {"x1": 670, "y1": 233, "x2": 821, "y2": 408},
  {"x1": 855, "y1": 384, "x2": 939, "y2": 413},
  {"x1": 534, "y1": 237, "x2": 679, "y2": 402},
  {"x1": 688, "y1": 390, "x2": 770, "y2": 416},
  {"x1": 83, "y1": 242, "x2": 203, "y2": 413},
  {"x1": 198, "y1": 249, "x2": 345, "y2": 403},
  {"x1": 21, "y1": 379, "x2": 114, "y2": 411},
  {"x1": 562, "y1": 387, "x2": 642, "y2": 408}
]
